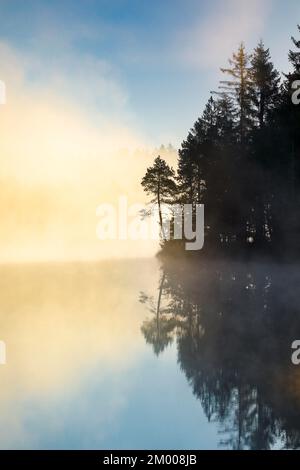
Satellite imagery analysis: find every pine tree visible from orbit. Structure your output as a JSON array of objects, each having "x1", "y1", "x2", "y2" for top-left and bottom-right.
[
  {"x1": 141, "y1": 156, "x2": 177, "y2": 238},
  {"x1": 219, "y1": 43, "x2": 254, "y2": 145}
]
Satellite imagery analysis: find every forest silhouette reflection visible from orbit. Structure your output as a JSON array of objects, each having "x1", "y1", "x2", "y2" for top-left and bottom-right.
[{"x1": 140, "y1": 257, "x2": 300, "y2": 449}]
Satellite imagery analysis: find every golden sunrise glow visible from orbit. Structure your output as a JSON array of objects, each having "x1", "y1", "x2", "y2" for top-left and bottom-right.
[{"x1": 0, "y1": 43, "x2": 176, "y2": 262}]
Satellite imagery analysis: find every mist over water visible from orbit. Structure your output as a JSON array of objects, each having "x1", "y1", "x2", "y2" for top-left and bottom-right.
[
  {"x1": 0, "y1": 0, "x2": 299, "y2": 454},
  {"x1": 0, "y1": 257, "x2": 299, "y2": 449},
  {"x1": 0, "y1": 42, "x2": 178, "y2": 263}
]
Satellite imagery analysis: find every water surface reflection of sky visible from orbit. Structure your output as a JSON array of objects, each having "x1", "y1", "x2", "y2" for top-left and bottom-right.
[
  {"x1": 0, "y1": 259, "x2": 218, "y2": 449},
  {"x1": 0, "y1": 258, "x2": 299, "y2": 449}
]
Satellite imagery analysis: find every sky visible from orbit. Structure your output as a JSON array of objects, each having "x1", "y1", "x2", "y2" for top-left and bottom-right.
[
  {"x1": 0, "y1": 0, "x2": 299, "y2": 261},
  {"x1": 1, "y1": 0, "x2": 299, "y2": 145}
]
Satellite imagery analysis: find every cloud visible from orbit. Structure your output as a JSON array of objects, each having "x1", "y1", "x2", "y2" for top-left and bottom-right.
[
  {"x1": 0, "y1": 41, "x2": 160, "y2": 261},
  {"x1": 178, "y1": 0, "x2": 272, "y2": 69}
]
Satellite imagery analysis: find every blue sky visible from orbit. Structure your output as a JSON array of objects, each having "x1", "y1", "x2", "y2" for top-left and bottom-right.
[{"x1": 0, "y1": 0, "x2": 299, "y2": 146}]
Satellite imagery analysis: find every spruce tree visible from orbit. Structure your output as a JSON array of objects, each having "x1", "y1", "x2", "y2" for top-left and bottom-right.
[
  {"x1": 289, "y1": 24, "x2": 300, "y2": 74},
  {"x1": 251, "y1": 41, "x2": 280, "y2": 128}
]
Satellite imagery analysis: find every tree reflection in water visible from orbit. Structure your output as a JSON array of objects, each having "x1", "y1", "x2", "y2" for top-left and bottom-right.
[{"x1": 140, "y1": 258, "x2": 300, "y2": 449}]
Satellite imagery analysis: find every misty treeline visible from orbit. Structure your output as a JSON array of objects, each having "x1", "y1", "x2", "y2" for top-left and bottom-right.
[{"x1": 142, "y1": 26, "x2": 300, "y2": 257}]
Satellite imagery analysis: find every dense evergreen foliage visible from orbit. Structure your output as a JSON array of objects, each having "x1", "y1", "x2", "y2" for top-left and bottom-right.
[{"x1": 142, "y1": 27, "x2": 300, "y2": 257}]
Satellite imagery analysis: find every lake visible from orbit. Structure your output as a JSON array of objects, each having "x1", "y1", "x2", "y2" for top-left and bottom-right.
[{"x1": 0, "y1": 257, "x2": 299, "y2": 449}]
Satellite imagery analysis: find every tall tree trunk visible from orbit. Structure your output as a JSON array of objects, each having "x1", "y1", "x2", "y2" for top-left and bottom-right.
[
  {"x1": 259, "y1": 91, "x2": 265, "y2": 129},
  {"x1": 157, "y1": 180, "x2": 166, "y2": 240}
]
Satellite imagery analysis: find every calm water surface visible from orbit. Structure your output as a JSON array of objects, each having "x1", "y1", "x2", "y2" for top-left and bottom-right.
[{"x1": 0, "y1": 258, "x2": 299, "y2": 449}]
